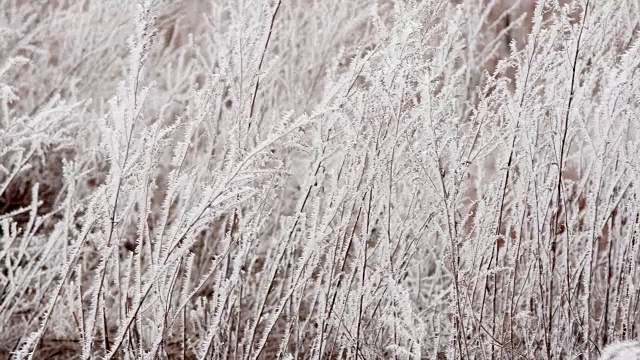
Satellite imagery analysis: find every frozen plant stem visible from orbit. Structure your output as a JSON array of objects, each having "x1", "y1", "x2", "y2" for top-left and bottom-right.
[{"x1": 248, "y1": 0, "x2": 283, "y2": 132}]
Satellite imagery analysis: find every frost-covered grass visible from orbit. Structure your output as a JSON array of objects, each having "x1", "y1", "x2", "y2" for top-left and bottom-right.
[{"x1": 1, "y1": 0, "x2": 640, "y2": 358}]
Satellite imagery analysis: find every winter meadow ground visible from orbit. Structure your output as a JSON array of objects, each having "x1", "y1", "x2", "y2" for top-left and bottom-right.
[{"x1": 1, "y1": 0, "x2": 640, "y2": 359}]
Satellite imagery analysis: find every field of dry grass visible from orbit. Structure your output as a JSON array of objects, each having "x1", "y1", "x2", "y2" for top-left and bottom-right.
[{"x1": 2, "y1": 0, "x2": 640, "y2": 359}]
